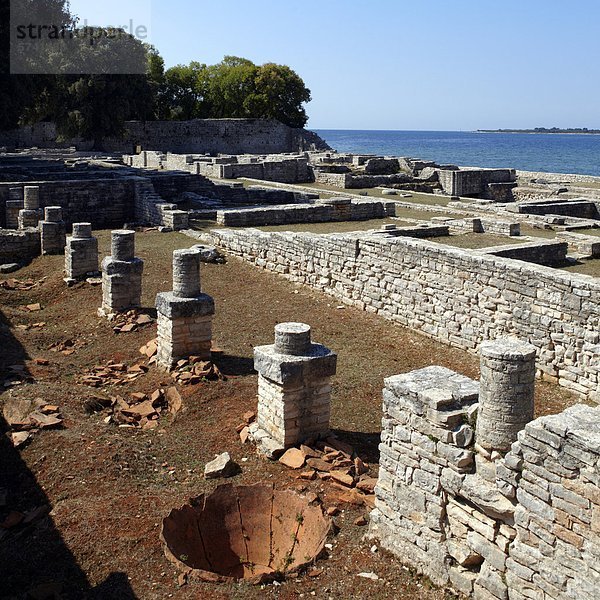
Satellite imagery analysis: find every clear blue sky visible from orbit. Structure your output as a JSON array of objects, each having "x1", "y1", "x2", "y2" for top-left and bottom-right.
[{"x1": 69, "y1": 0, "x2": 600, "y2": 131}]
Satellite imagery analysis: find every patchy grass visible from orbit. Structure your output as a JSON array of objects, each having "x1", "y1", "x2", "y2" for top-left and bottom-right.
[
  {"x1": 429, "y1": 233, "x2": 526, "y2": 249},
  {"x1": 561, "y1": 258, "x2": 600, "y2": 277}
]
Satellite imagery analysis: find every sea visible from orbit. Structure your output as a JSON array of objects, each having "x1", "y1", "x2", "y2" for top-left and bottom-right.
[{"x1": 313, "y1": 130, "x2": 600, "y2": 177}]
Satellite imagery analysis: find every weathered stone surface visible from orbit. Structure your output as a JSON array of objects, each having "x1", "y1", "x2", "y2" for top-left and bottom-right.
[{"x1": 204, "y1": 452, "x2": 237, "y2": 479}]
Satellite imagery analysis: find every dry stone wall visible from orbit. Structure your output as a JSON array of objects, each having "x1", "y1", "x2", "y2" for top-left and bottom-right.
[
  {"x1": 209, "y1": 228, "x2": 600, "y2": 400},
  {"x1": 370, "y1": 350, "x2": 600, "y2": 600},
  {"x1": 0, "y1": 119, "x2": 331, "y2": 154}
]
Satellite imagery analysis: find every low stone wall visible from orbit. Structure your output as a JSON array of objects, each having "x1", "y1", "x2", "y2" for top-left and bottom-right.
[
  {"x1": 517, "y1": 170, "x2": 600, "y2": 184},
  {"x1": 370, "y1": 362, "x2": 600, "y2": 599},
  {"x1": 556, "y1": 231, "x2": 600, "y2": 257},
  {"x1": 0, "y1": 229, "x2": 40, "y2": 261},
  {"x1": 208, "y1": 228, "x2": 600, "y2": 399},
  {"x1": 482, "y1": 240, "x2": 568, "y2": 266},
  {"x1": 439, "y1": 218, "x2": 521, "y2": 236},
  {"x1": 216, "y1": 199, "x2": 394, "y2": 227},
  {"x1": 517, "y1": 200, "x2": 600, "y2": 220}
]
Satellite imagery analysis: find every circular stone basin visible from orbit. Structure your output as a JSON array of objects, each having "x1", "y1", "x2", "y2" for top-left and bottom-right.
[{"x1": 161, "y1": 483, "x2": 331, "y2": 583}]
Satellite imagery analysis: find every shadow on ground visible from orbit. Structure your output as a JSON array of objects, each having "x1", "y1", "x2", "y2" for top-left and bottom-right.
[
  {"x1": 0, "y1": 309, "x2": 137, "y2": 600},
  {"x1": 332, "y1": 429, "x2": 381, "y2": 465}
]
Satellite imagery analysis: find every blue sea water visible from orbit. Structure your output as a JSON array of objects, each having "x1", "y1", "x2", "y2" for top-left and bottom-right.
[{"x1": 313, "y1": 130, "x2": 600, "y2": 177}]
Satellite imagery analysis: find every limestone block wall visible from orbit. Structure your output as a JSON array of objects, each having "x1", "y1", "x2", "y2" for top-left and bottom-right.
[
  {"x1": 208, "y1": 228, "x2": 600, "y2": 399},
  {"x1": 370, "y1": 361, "x2": 600, "y2": 600},
  {"x1": 0, "y1": 119, "x2": 332, "y2": 154},
  {"x1": 215, "y1": 199, "x2": 393, "y2": 227},
  {"x1": 0, "y1": 179, "x2": 134, "y2": 227},
  {"x1": 482, "y1": 240, "x2": 568, "y2": 266},
  {"x1": 438, "y1": 169, "x2": 517, "y2": 197},
  {"x1": 0, "y1": 229, "x2": 40, "y2": 261}
]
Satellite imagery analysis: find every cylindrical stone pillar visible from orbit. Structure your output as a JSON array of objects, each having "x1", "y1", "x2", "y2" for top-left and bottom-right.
[
  {"x1": 23, "y1": 186, "x2": 40, "y2": 210},
  {"x1": 275, "y1": 323, "x2": 312, "y2": 356},
  {"x1": 476, "y1": 338, "x2": 536, "y2": 453},
  {"x1": 44, "y1": 206, "x2": 63, "y2": 223},
  {"x1": 72, "y1": 223, "x2": 92, "y2": 239},
  {"x1": 172, "y1": 249, "x2": 201, "y2": 298},
  {"x1": 111, "y1": 230, "x2": 135, "y2": 261}
]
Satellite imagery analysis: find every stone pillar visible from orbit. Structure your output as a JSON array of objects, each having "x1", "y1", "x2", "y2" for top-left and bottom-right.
[
  {"x1": 65, "y1": 223, "x2": 99, "y2": 281},
  {"x1": 40, "y1": 207, "x2": 66, "y2": 255},
  {"x1": 476, "y1": 338, "x2": 536, "y2": 453},
  {"x1": 18, "y1": 185, "x2": 41, "y2": 229},
  {"x1": 99, "y1": 230, "x2": 144, "y2": 315},
  {"x1": 155, "y1": 249, "x2": 215, "y2": 369},
  {"x1": 252, "y1": 323, "x2": 337, "y2": 454},
  {"x1": 6, "y1": 187, "x2": 23, "y2": 229}
]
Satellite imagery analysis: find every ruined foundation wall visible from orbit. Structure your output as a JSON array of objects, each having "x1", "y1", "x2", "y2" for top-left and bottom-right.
[
  {"x1": 0, "y1": 179, "x2": 134, "y2": 228},
  {"x1": 371, "y1": 366, "x2": 600, "y2": 600},
  {"x1": 0, "y1": 120, "x2": 331, "y2": 154},
  {"x1": 209, "y1": 229, "x2": 600, "y2": 400}
]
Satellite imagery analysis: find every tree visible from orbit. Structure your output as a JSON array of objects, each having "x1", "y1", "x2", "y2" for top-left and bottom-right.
[
  {"x1": 0, "y1": 0, "x2": 73, "y2": 130},
  {"x1": 160, "y1": 56, "x2": 312, "y2": 128},
  {"x1": 161, "y1": 62, "x2": 207, "y2": 120}
]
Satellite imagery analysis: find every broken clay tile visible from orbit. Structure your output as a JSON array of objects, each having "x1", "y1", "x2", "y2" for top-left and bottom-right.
[
  {"x1": 306, "y1": 458, "x2": 332, "y2": 473},
  {"x1": 242, "y1": 411, "x2": 256, "y2": 424},
  {"x1": 166, "y1": 387, "x2": 183, "y2": 415},
  {"x1": 300, "y1": 445, "x2": 321, "y2": 459},
  {"x1": 25, "y1": 303, "x2": 42, "y2": 312},
  {"x1": 356, "y1": 478, "x2": 378, "y2": 494},
  {"x1": 239, "y1": 427, "x2": 250, "y2": 444},
  {"x1": 354, "y1": 516, "x2": 368, "y2": 527},
  {"x1": 11, "y1": 432, "x2": 31, "y2": 447},
  {"x1": 122, "y1": 401, "x2": 156, "y2": 419},
  {"x1": 299, "y1": 470, "x2": 317, "y2": 481},
  {"x1": 279, "y1": 448, "x2": 305, "y2": 470},
  {"x1": 29, "y1": 412, "x2": 63, "y2": 429}
]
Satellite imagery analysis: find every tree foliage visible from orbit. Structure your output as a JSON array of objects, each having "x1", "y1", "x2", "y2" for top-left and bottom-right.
[
  {"x1": 1, "y1": 2, "x2": 313, "y2": 140},
  {"x1": 160, "y1": 57, "x2": 311, "y2": 128}
]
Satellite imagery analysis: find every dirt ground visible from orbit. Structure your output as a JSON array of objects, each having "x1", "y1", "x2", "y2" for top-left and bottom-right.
[{"x1": 0, "y1": 230, "x2": 578, "y2": 600}]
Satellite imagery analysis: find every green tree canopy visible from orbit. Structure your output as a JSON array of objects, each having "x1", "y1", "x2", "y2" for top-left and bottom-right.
[{"x1": 161, "y1": 56, "x2": 311, "y2": 128}]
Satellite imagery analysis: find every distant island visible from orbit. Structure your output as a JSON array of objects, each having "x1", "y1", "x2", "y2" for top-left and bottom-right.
[{"x1": 477, "y1": 127, "x2": 600, "y2": 134}]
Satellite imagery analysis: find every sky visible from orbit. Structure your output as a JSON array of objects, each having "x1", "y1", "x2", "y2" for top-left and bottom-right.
[{"x1": 68, "y1": 0, "x2": 600, "y2": 131}]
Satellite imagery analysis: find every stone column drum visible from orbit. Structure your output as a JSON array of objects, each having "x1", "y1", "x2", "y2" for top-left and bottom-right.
[
  {"x1": 18, "y1": 185, "x2": 41, "y2": 229},
  {"x1": 99, "y1": 230, "x2": 144, "y2": 315},
  {"x1": 40, "y1": 206, "x2": 66, "y2": 255},
  {"x1": 476, "y1": 338, "x2": 537, "y2": 453},
  {"x1": 65, "y1": 223, "x2": 99, "y2": 281},
  {"x1": 252, "y1": 323, "x2": 337, "y2": 451},
  {"x1": 155, "y1": 248, "x2": 215, "y2": 369}
]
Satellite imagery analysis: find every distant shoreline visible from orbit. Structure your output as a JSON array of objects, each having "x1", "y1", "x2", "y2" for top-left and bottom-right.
[{"x1": 477, "y1": 129, "x2": 600, "y2": 135}]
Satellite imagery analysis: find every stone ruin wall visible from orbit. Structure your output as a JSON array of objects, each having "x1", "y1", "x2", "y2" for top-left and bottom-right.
[
  {"x1": 0, "y1": 119, "x2": 330, "y2": 155},
  {"x1": 371, "y1": 357, "x2": 600, "y2": 600},
  {"x1": 0, "y1": 179, "x2": 135, "y2": 229},
  {"x1": 208, "y1": 228, "x2": 600, "y2": 400}
]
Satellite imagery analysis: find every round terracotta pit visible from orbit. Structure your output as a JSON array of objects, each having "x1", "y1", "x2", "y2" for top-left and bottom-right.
[{"x1": 160, "y1": 483, "x2": 331, "y2": 584}]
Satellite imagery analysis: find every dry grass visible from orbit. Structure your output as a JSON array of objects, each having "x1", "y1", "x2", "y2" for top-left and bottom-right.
[{"x1": 0, "y1": 229, "x2": 578, "y2": 599}]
